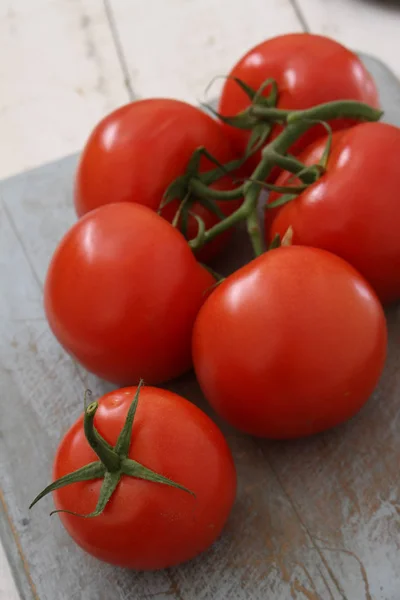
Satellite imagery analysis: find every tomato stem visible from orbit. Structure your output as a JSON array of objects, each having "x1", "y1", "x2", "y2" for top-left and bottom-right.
[
  {"x1": 238, "y1": 177, "x2": 308, "y2": 195},
  {"x1": 250, "y1": 106, "x2": 290, "y2": 122},
  {"x1": 287, "y1": 100, "x2": 383, "y2": 124},
  {"x1": 189, "y1": 178, "x2": 244, "y2": 201},
  {"x1": 251, "y1": 100, "x2": 382, "y2": 124},
  {"x1": 246, "y1": 208, "x2": 264, "y2": 256},
  {"x1": 189, "y1": 119, "x2": 310, "y2": 251},
  {"x1": 189, "y1": 99, "x2": 382, "y2": 255},
  {"x1": 265, "y1": 152, "x2": 312, "y2": 180},
  {"x1": 267, "y1": 192, "x2": 298, "y2": 210}
]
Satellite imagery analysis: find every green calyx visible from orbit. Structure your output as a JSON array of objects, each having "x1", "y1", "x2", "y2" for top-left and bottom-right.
[{"x1": 29, "y1": 381, "x2": 194, "y2": 519}]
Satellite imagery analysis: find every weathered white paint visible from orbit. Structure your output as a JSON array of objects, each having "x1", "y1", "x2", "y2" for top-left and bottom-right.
[
  {"x1": 0, "y1": 0, "x2": 129, "y2": 180},
  {"x1": 107, "y1": 0, "x2": 303, "y2": 103}
]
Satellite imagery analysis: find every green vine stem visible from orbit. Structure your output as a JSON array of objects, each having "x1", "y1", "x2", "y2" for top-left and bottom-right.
[
  {"x1": 189, "y1": 178, "x2": 244, "y2": 201},
  {"x1": 189, "y1": 100, "x2": 382, "y2": 257},
  {"x1": 29, "y1": 382, "x2": 194, "y2": 519},
  {"x1": 251, "y1": 99, "x2": 383, "y2": 124},
  {"x1": 265, "y1": 152, "x2": 310, "y2": 176},
  {"x1": 246, "y1": 208, "x2": 264, "y2": 256}
]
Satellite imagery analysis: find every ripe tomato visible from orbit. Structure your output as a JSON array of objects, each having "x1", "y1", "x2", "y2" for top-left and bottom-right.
[
  {"x1": 45, "y1": 202, "x2": 214, "y2": 385},
  {"x1": 266, "y1": 122, "x2": 400, "y2": 305},
  {"x1": 74, "y1": 98, "x2": 241, "y2": 262},
  {"x1": 218, "y1": 33, "x2": 379, "y2": 158},
  {"x1": 31, "y1": 385, "x2": 236, "y2": 570},
  {"x1": 193, "y1": 246, "x2": 387, "y2": 439}
]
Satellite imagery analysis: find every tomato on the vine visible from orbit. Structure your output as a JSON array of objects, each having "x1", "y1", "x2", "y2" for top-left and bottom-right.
[
  {"x1": 193, "y1": 246, "x2": 387, "y2": 439},
  {"x1": 30, "y1": 384, "x2": 236, "y2": 570},
  {"x1": 74, "y1": 98, "x2": 241, "y2": 262},
  {"x1": 266, "y1": 122, "x2": 400, "y2": 304},
  {"x1": 45, "y1": 202, "x2": 215, "y2": 385},
  {"x1": 218, "y1": 33, "x2": 379, "y2": 159}
]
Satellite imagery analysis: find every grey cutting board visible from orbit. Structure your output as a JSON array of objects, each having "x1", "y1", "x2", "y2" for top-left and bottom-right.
[{"x1": 1, "y1": 54, "x2": 400, "y2": 600}]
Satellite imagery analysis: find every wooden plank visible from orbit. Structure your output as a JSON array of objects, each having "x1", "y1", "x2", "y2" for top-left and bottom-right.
[
  {"x1": 106, "y1": 0, "x2": 304, "y2": 104},
  {"x1": 296, "y1": 0, "x2": 400, "y2": 78},
  {"x1": 2, "y1": 41, "x2": 400, "y2": 600},
  {"x1": 264, "y1": 306, "x2": 400, "y2": 600},
  {"x1": 0, "y1": 0, "x2": 129, "y2": 180},
  {"x1": 0, "y1": 198, "x2": 175, "y2": 599},
  {"x1": 1, "y1": 2, "x2": 399, "y2": 597},
  {"x1": 1, "y1": 152, "x2": 341, "y2": 600}
]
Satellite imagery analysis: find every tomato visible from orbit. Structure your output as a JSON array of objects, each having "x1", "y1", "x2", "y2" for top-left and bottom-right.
[
  {"x1": 30, "y1": 385, "x2": 236, "y2": 570},
  {"x1": 218, "y1": 33, "x2": 379, "y2": 159},
  {"x1": 266, "y1": 122, "x2": 400, "y2": 304},
  {"x1": 45, "y1": 202, "x2": 214, "y2": 385},
  {"x1": 264, "y1": 129, "x2": 348, "y2": 234},
  {"x1": 74, "y1": 98, "x2": 241, "y2": 262},
  {"x1": 193, "y1": 246, "x2": 387, "y2": 439}
]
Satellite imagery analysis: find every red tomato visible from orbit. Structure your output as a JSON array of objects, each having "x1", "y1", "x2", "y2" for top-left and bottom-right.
[
  {"x1": 264, "y1": 129, "x2": 347, "y2": 233},
  {"x1": 218, "y1": 33, "x2": 379, "y2": 159},
  {"x1": 45, "y1": 203, "x2": 214, "y2": 385},
  {"x1": 74, "y1": 98, "x2": 241, "y2": 262},
  {"x1": 37, "y1": 386, "x2": 236, "y2": 569},
  {"x1": 193, "y1": 247, "x2": 387, "y2": 439},
  {"x1": 266, "y1": 122, "x2": 400, "y2": 304}
]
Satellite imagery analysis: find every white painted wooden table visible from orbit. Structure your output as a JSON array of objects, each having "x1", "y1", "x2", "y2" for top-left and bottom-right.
[{"x1": 1, "y1": 1, "x2": 400, "y2": 599}]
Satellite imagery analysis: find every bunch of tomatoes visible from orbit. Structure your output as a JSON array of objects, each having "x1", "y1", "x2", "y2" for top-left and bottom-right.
[{"x1": 30, "y1": 33, "x2": 399, "y2": 571}]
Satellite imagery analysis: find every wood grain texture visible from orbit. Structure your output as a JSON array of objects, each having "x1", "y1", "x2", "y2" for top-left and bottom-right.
[
  {"x1": 1, "y1": 45, "x2": 400, "y2": 600},
  {"x1": 106, "y1": 0, "x2": 303, "y2": 104},
  {"x1": 0, "y1": 165, "x2": 328, "y2": 599},
  {"x1": 1, "y1": 2, "x2": 400, "y2": 598},
  {"x1": 0, "y1": 0, "x2": 129, "y2": 180},
  {"x1": 2, "y1": 55, "x2": 400, "y2": 600}
]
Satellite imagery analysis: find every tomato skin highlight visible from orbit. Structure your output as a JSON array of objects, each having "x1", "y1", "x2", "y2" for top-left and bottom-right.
[
  {"x1": 44, "y1": 203, "x2": 215, "y2": 385},
  {"x1": 52, "y1": 386, "x2": 237, "y2": 570},
  {"x1": 193, "y1": 246, "x2": 387, "y2": 439},
  {"x1": 218, "y1": 33, "x2": 379, "y2": 159},
  {"x1": 74, "y1": 98, "x2": 241, "y2": 262},
  {"x1": 266, "y1": 122, "x2": 400, "y2": 305}
]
